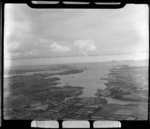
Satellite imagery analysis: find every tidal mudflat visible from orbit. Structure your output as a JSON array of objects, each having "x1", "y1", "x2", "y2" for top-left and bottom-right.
[{"x1": 4, "y1": 60, "x2": 148, "y2": 120}]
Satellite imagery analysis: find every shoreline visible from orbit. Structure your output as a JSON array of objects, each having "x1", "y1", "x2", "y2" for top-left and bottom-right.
[
  {"x1": 95, "y1": 65, "x2": 148, "y2": 103},
  {"x1": 4, "y1": 62, "x2": 148, "y2": 120}
]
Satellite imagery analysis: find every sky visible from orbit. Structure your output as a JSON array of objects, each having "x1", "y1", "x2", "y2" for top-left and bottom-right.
[{"x1": 4, "y1": 4, "x2": 149, "y2": 67}]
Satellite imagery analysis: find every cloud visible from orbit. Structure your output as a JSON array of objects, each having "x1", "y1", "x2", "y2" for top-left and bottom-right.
[
  {"x1": 50, "y1": 42, "x2": 71, "y2": 52},
  {"x1": 4, "y1": 41, "x2": 38, "y2": 58},
  {"x1": 4, "y1": 5, "x2": 148, "y2": 60},
  {"x1": 5, "y1": 41, "x2": 21, "y2": 53},
  {"x1": 39, "y1": 38, "x2": 49, "y2": 44},
  {"x1": 74, "y1": 39, "x2": 97, "y2": 51},
  {"x1": 4, "y1": 41, "x2": 21, "y2": 59},
  {"x1": 13, "y1": 52, "x2": 21, "y2": 57},
  {"x1": 24, "y1": 49, "x2": 37, "y2": 56}
]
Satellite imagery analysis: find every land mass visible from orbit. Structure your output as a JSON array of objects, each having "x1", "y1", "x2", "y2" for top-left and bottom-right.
[
  {"x1": 4, "y1": 62, "x2": 148, "y2": 120},
  {"x1": 96, "y1": 65, "x2": 148, "y2": 102}
]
